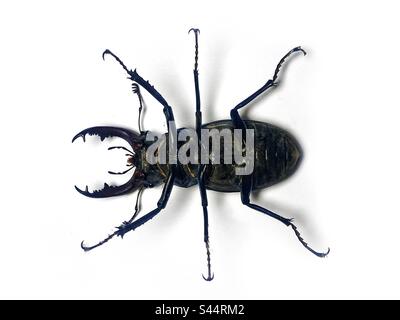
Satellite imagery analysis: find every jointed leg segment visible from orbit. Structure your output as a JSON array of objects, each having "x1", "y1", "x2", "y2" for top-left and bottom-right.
[
  {"x1": 189, "y1": 28, "x2": 214, "y2": 281},
  {"x1": 102, "y1": 49, "x2": 175, "y2": 127},
  {"x1": 81, "y1": 170, "x2": 175, "y2": 251},
  {"x1": 230, "y1": 47, "x2": 306, "y2": 129},
  {"x1": 240, "y1": 176, "x2": 329, "y2": 257},
  {"x1": 231, "y1": 47, "x2": 329, "y2": 258}
]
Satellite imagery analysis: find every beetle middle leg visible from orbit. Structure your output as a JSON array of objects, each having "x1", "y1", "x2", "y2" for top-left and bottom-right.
[
  {"x1": 198, "y1": 165, "x2": 214, "y2": 281},
  {"x1": 189, "y1": 28, "x2": 215, "y2": 281},
  {"x1": 240, "y1": 175, "x2": 330, "y2": 257}
]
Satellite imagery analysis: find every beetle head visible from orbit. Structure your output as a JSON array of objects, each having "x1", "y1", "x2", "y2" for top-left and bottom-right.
[{"x1": 72, "y1": 126, "x2": 147, "y2": 198}]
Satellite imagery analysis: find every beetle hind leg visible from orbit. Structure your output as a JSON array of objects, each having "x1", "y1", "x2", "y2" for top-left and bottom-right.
[
  {"x1": 241, "y1": 176, "x2": 329, "y2": 258},
  {"x1": 229, "y1": 46, "x2": 306, "y2": 129},
  {"x1": 289, "y1": 223, "x2": 330, "y2": 258},
  {"x1": 245, "y1": 200, "x2": 330, "y2": 257}
]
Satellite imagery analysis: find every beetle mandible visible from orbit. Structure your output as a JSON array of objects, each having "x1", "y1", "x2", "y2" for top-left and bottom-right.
[{"x1": 72, "y1": 29, "x2": 330, "y2": 281}]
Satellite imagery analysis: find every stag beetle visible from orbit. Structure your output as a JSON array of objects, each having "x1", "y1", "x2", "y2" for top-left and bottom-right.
[{"x1": 72, "y1": 29, "x2": 329, "y2": 281}]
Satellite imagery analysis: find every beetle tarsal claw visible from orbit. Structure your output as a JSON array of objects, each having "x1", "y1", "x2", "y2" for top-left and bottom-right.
[
  {"x1": 202, "y1": 273, "x2": 214, "y2": 281},
  {"x1": 80, "y1": 241, "x2": 91, "y2": 252},
  {"x1": 298, "y1": 47, "x2": 307, "y2": 56},
  {"x1": 321, "y1": 247, "x2": 331, "y2": 257},
  {"x1": 188, "y1": 28, "x2": 200, "y2": 35},
  {"x1": 102, "y1": 49, "x2": 111, "y2": 60}
]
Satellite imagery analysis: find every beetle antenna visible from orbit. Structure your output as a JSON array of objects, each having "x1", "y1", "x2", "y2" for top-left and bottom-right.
[
  {"x1": 108, "y1": 165, "x2": 134, "y2": 175},
  {"x1": 108, "y1": 146, "x2": 134, "y2": 155},
  {"x1": 132, "y1": 83, "x2": 145, "y2": 132},
  {"x1": 126, "y1": 187, "x2": 144, "y2": 223}
]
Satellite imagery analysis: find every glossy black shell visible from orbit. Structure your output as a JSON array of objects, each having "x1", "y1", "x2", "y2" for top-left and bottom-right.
[{"x1": 140, "y1": 120, "x2": 302, "y2": 193}]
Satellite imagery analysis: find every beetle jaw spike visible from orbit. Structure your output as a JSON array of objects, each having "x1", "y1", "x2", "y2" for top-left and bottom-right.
[
  {"x1": 72, "y1": 126, "x2": 142, "y2": 146},
  {"x1": 74, "y1": 178, "x2": 139, "y2": 198}
]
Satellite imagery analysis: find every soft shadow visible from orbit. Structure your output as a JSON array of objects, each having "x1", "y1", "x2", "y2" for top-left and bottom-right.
[
  {"x1": 157, "y1": 66, "x2": 193, "y2": 125},
  {"x1": 154, "y1": 185, "x2": 195, "y2": 231},
  {"x1": 204, "y1": 37, "x2": 230, "y2": 122}
]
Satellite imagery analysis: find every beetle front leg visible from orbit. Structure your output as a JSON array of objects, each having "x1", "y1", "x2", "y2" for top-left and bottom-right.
[
  {"x1": 115, "y1": 168, "x2": 175, "y2": 239},
  {"x1": 102, "y1": 50, "x2": 176, "y2": 127},
  {"x1": 81, "y1": 169, "x2": 175, "y2": 251}
]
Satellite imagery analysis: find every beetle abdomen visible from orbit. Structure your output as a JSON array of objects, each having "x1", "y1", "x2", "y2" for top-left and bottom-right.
[{"x1": 202, "y1": 120, "x2": 302, "y2": 192}]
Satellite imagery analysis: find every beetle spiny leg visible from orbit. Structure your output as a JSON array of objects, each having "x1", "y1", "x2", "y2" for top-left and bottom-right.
[
  {"x1": 289, "y1": 222, "x2": 330, "y2": 258},
  {"x1": 81, "y1": 189, "x2": 145, "y2": 252},
  {"x1": 272, "y1": 46, "x2": 307, "y2": 83},
  {"x1": 102, "y1": 49, "x2": 132, "y2": 76},
  {"x1": 202, "y1": 240, "x2": 214, "y2": 281},
  {"x1": 81, "y1": 231, "x2": 119, "y2": 252},
  {"x1": 188, "y1": 28, "x2": 200, "y2": 72},
  {"x1": 81, "y1": 221, "x2": 130, "y2": 251}
]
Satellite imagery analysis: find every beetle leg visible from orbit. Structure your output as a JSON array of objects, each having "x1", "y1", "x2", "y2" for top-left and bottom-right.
[
  {"x1": 230, "y1": 46, "x2": 306, "y2": 128},
  {"x1": 189, "y1": 29, "x2": 214, "y2": 281},
  {"x1": 81, "y1": 170, "x2": 175, "y2": 251},
  {"x1": 81, "y1": 188, "x2": 144, "y2": 251},
  {"x1": 240, "y1": 175, "x2": 330, "y2": 258},
  {"x1": 272, "y1": 46, "x2": 306, "y2": 83},
  {"x1": 80, "y1": 188, "x2": 144, "y2": 251},
  {"x1": 198, "y1": 165, "x2": 214, "y2": 282},
  {"x1": 188, "y1": 28, "x2": 202, "y2": 138},
  {"x1": 102, "y1": 50, "x2": 176, "y2": 129}
]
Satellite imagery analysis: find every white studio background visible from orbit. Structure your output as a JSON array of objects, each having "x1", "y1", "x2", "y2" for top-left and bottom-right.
[{"x1": 0, "y1": 0, "x2": 399, "y2": 299}]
